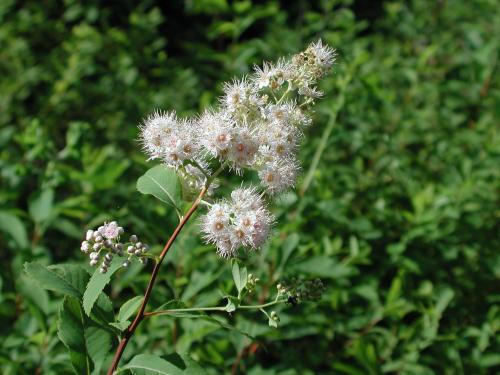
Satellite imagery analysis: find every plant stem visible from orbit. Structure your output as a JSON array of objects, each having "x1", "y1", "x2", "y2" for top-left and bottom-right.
[
  {"x1": 276, "y1": 83, "x2": 292, "y2": 105},
  {"x1": 106, "y1": 186, "x2": 209, "y2": 374},
  {"x1": 143, "y1": 299, "x2": 287, "y2": 317}
]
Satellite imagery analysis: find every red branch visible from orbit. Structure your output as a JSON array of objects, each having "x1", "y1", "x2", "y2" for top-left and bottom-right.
[{"x1": 106, "y1": 187, "x2": 208, "y2": 374}]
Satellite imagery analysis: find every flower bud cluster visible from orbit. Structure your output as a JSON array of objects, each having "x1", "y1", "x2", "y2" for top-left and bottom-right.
[
  {"x1": 139, "y1": 40, "x2": 335, "y2": 195},
  {"x1": 246, "y1": 273, "x2": 260, "y2": 294},
  {"x1": 201, "y1": 187, "x2": 274, "y2": 257},
  {"x1": 277, "y1": 277, "x2": 326, "y2": 304},
  {"x1": 80, "y1": 221, "x2": 149, "y2": 273}
]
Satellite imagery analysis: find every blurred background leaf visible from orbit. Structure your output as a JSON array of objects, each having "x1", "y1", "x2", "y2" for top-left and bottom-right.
[{"x1": 1, "y1": 0, "x2": 499, "y2": 374}]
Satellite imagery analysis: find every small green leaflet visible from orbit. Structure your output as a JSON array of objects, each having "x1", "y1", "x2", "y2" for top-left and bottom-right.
[
  {"x1": 231, "y1": 260, "x2": 247, "y2": 296},
  {"x1": 118, "y1": 353, "x2": 207, "y2": 375},
  {"x1": 136, "y1": 165, "x2": 182, "y2": 214},
  {"x1": 24, "y1": 262, "x2": 83, "y2": 298},
  {"x1": 58, "y1": 296, "x2": 92, "y2": 375},
  {"x1": 83, "y1": 257, "x2": 124, "y2": 316},
  {"x1": 117, "y1": 296, "x2": 144, "y2": 322}
]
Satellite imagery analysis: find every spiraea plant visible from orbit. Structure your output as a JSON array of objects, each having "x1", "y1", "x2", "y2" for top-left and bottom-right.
[{"x1": 25, "y1": 40, "x2": 335, "y2": 374}]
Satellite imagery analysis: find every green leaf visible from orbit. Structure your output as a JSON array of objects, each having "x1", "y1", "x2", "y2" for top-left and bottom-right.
[
  {"x1": 0, "y1": 211, "x2": 29, "y2": 248},
  {"x1": 292, "y1": 256, "x2": 357, "y2": 279},
  {"x1": 224, "y1": 296, "x2": 238, "y2": 312},
  {"x1": 85, "y1": 326, "x2": 111, "y2": 374},
  {"x1": 119, "y1": 353, "x2": 207, "y2": 375},
  {"x1": 117, "y1": 296, "x2": 144, "y2": 323},
  {"x1": 58, "y1": 296, "x2": 92, "y2": 375},
  {"x1": 231, "y1": 260, "x2": 247, "y2": 296},
  {"x1": 109, "y1": 321, "x2": 130, "y2": 331},
  {"x1": 276, "y1": 233, "x2": 299, "y2": 275},
  {"x1": 136, "y1": 165, "x2": 182, "y2": 212},
  {"x1": 24, "y1": 262, "x2": 82, "y2": 298},
  {"x1": 29, "y1": 188, "x2": 54, "y2": 224},
  {"x1": 83, "y1": 257, "x2": 123, "y2": 316}
]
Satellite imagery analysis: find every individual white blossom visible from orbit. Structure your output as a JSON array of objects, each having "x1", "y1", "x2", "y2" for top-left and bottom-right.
[
  {"x1": 258, "y1": 158, "x2": 299, "y2": 194},
  {"x1": 253, "y1": 58, "x2": 291, "y2": 90},
  {"x1": 139, "y1": 111, "x2": 177, "y2": 160},
  {"x1": 199, "y1": 110, "x2": 235, "y2": 159},
  {"x1": 222, "y1": 77, "x2": 263, "y2": 115},
  {"x1": 308, "y1": 39, "x2": 337, "y2": 73}
]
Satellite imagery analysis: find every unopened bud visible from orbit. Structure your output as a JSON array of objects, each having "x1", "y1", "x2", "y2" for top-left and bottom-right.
[
  {"x1": 129, "y1": 235, "x2": 138, "y2": 243},
  {"x1": 270, "y1": 311, "x2": 279, "y2": 321},
  {"x1": 81, "y1": 241, "x2": 90, "y2": 252}
]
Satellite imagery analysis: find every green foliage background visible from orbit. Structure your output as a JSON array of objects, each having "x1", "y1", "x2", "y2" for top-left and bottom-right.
[{"x1": 1, "y1": 0, "x2": 499, "y2": 374}]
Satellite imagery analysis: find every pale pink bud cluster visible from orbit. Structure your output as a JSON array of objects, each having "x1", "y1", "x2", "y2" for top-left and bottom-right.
[
  {"x1": 81, "y1": 222, "x2": 149, "y2": 273},
  {"x1": 201, "y1": 187, "x2": 273, "y2": 257}
]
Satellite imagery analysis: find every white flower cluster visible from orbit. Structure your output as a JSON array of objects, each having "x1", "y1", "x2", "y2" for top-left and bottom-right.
[
  {"x1": 138, "y1": 41, "x2": 334, "y2": 257},
  {"x1": 81, "y1": 221, "x2": 149, "y2": 273},
  {"x1": 201, "y1": 187, "x2": 273, "y2": 257},
  {"x1": 139, "y1": 40, "x2": 335, "y2": 195}
]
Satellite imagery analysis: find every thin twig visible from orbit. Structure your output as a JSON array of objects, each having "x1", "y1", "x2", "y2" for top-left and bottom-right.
[{"x1": 143, "y1": 299, "x2": 287, "y2": 317}]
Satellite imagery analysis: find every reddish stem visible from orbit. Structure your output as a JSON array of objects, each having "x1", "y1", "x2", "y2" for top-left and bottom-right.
[{"x1": 106, "y1": 187, "x2": 208, "y2": 374}]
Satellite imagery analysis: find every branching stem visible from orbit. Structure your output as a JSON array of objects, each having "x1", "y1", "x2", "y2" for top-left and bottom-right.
[
  {"x1": 106, "y1": 162, "x2": 226, "y2": 374},
  {"x1": 143, "y1": 299, "x2": 287, "y2": 317}
]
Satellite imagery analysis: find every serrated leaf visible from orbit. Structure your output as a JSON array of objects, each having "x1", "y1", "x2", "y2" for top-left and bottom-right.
[
  {"x1": 24, "y1": 262, "x2": 82, "y2": 298},
  {"x1": 83, "y1": 257, "x2": 123, "y2": 316},
  {"x1": 85, "y1": 326, "x2": 111, "y2": 374},
  {"x1": 58, "y1": 296, "x2": 92, "y2": 375},
  {"x1": 136, "y1": 165, "x2": 182, "y2": 212},
  {"x1": 109, "y1": 321, "x2": 130, "y2": 331},
  {"x1": 117, "y1": 296, "x2": 144, "y2": 323},
  {"x1": 119, "y1": 353, "x2": 207, "y2": 375},
  {"x1": 231, "y1": 260, "x2": 247, "y2": 295}
]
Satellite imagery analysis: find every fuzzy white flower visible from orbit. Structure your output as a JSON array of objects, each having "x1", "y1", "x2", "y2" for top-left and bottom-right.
[
  {"x1": 102, "y1": 221, "x2": 123, "y2": 239},
  {"x1": 227, "y1": 127, "x2": 259, "y2": 171},
  {"x1": 253, "y1": 59, "x2": 291, "y2": 90},
  {"x1": 139, "y1": 111, "x2": 177, "y2": 160},
  {"x1": 222, "y1": 77, "x2": 264, "y2": 115},
  {"x1": 201, "y1": 187, "x2": 273, "y2": 257},
  {"x1": 230, "y1": 186, "x2": 264, "y2": 212},
  {"x1": 199, "y1": 110, "x2": 234, "y2": 158},
  {"x1": 308, "y1": 39, "x2": 336, "y2": 72},
  {"x1": 258, "y1": 157, "x2": 299, "y2": 194}
]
